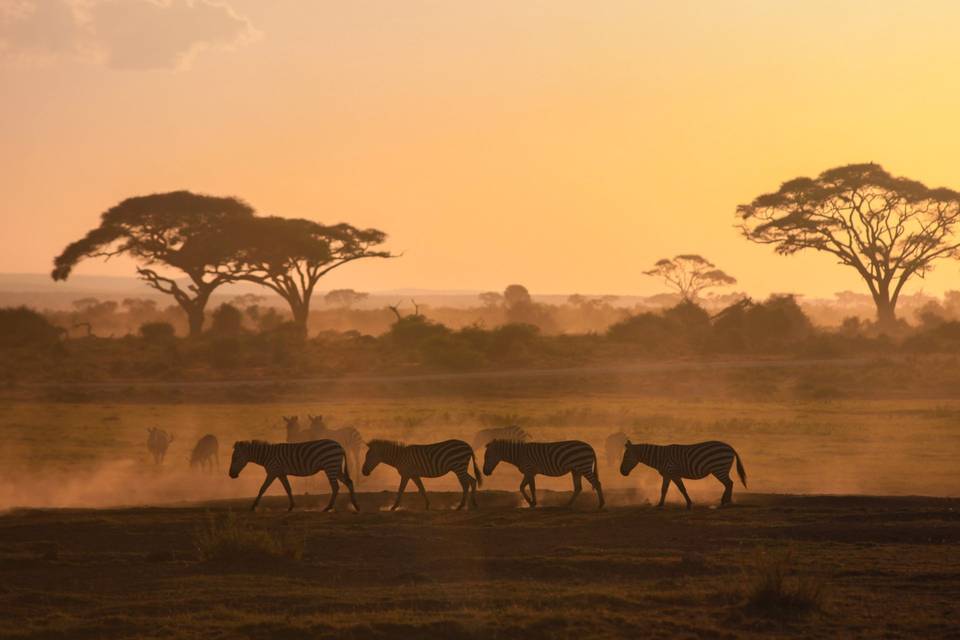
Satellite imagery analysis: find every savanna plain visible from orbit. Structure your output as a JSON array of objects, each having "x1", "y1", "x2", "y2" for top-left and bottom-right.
[{"x1": 1, "y1": 362, "x2": 958, "y2": 639}]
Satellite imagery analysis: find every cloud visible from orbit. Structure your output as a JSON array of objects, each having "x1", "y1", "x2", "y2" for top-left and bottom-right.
[{"x1": 0, "y1": 0, "x2": 259, "y2": 70}]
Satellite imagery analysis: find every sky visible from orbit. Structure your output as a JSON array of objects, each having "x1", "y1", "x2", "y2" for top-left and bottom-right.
[{"x1": 2, "y1": 1, "x2": 960, "y2": 298}]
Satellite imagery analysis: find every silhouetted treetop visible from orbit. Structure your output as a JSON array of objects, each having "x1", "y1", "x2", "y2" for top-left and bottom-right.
[
  {"x1": 644, "y1": 254, "x2": 736, "y2": 301},
  {"x1": 51, "y1": 191, "x2": 256, "y2": 336},
  {"x1": 229, "y1": 216, "x2": 393, "y2": 330},
  {"x1": 738, "y1": 163, "x2": 960, "y2": 329}
]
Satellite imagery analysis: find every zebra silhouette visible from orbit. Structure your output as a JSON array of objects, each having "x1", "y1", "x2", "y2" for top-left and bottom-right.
[
  {"x1": 307, "y1": 415, "x2": 365, "y2": 485},
  {"x1": 362, "y1": 439, "x2": 482, "y2": 510},
  {"x1": 483, "y1": 439, "x2": 604, "y2": 509},
  {"x1": 472, "y1": 425, "x2": 529, "y2": 451},
  {"x1": 620, "y1": 440, "x2": 747, "y2": 509},
  {"x1": 229, "y1": 440, "x2": 359, "y2": 512}
]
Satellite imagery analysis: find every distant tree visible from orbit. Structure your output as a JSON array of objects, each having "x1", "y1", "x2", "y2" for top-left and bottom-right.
[
  {"x1": 503, "y1": 284, "x2": 532, "y2": 307},
  {"x1": 210, "y1": 303, "x2": 244, "y2": 336},
  {"x1": 738, "y1": 163, "x2": 960, "y2": 330},
  {"x1": 51, "y1": 191, "x2": 255, "y2": 337},
  {"x1": 324, "y1": 288, "x2": 369, "y2": 309},
  {"x1": 478, "y1": 291, "x2": 503, "y2": 308},
  {"x1": 644, "y1": 255, "x2": 737, "y2": 302},
  {"x1": 229, "y1": 217, "x2": 392, "y2": 332}
]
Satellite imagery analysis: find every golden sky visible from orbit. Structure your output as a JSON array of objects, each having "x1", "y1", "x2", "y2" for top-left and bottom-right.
[{"x1": 2, "y1": 1, "x2": 960, "y2": 298}]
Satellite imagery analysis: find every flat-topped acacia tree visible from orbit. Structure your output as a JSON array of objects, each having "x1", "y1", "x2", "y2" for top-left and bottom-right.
[
  {"x1": 229, "y1": 216, "x2": 393, "y2": 332},
  {"x1": 51, "y1": 191, "x2": 255, "y2": 336},
  {"x1": 738, "y1": 163, "x2": 960, "y2": 330},
  {"x1": 644, "y1": 254, "x2": 737, "y2": 302}
]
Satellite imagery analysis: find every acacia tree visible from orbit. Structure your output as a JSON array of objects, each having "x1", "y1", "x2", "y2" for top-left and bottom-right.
[
  {"x1": 644, "y1": 254, "x2": 736, "y2": 301},
  {"x1": 51, "y1": 191, "x2": 255, "y2": 336},
  {"x1": 230, "y1": 217, "x2": 392, "y2": 331},
  {"x1": 324, "y1": 288, "x2": 369, "y2": 309},
  {"x1": 738, "y1": 163, "x2": 960, "y2": 329}
]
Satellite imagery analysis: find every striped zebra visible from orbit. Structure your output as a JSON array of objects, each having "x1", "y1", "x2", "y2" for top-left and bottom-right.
[
  {"x1": 483, "y1": 440, "x2": 604, "y2": 510},
  {"x1": 307, "y1": 415, "x2": 365, "y2": 485},
  {"x1": 229, "y1": 440, "x2": 359, "y2": 512},
  {"x1": 362, "y1": 439, "x2": 482, "y2": 511},
  {"x1": 619, "y1": 440, "x2": 747, "y2": 509},
  {"x1": 472, "y1": 425, "x2": 529, "y2": 451}
]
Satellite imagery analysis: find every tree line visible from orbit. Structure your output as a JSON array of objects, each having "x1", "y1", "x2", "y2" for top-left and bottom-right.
[{"x1": 47, "y1": 162, "x2": 960, "y2": 338}]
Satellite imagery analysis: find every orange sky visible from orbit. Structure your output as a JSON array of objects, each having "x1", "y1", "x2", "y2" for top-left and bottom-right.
[{"x1": 2, "y1": 1, "x2": 960, "y2": 298}]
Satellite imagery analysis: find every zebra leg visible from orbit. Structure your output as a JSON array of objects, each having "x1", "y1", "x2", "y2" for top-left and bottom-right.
[
  {"x1": 412, "y1": 477, "x2": 430, "y2": 510},
  {"x1": 455, "y1": 472, "x2": 470, "y2": 510},
  {"x1": 278, "y1": 475, "x2": 295, "y2": 512},
  {"x1": 252, "y1": 474, "x2": 276, "y2": 511},
  {"x1": 340, "y1": 471, "x2": 360, "y2": 512},
  {"x1": 716, "y1": 472, "x2": 734, "y2": 505},
  {"x1": 469, "y1": 472, "x2": 479, "y2": 509},
  {"x1": 391, "y1": 477, "x2": 409, "y2": 511},
  {"x1": 323, "y1": 472, "x2": 341, "y2": 512},
  {"x1": 673, "y1": 477, "x2": 693, "y2": 510},
  {"x1": 567, "y1": 472, "x2": 583, "y2": 508},
  {"x1": 657, "y1": 475, "x2": 669, "y2": 508},
  {"x1": 586, "y1": 471, "x2": 604, "y2": 510},
  {"x1": 528, "y1": 475, "x2": 538, "y2": 508},
  {"x1": 518, "y1": 476, "x2": 533, "y2": 506}
]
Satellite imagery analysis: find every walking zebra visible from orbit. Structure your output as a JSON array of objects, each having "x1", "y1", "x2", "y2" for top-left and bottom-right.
[
  {"x1": 190, "y1": 434, "x2": 219, "y2": 471},
  {"x1": 619, "y1": 440, "x2": 747, "y2": 509},
  {"x1": 362, "y1": 439, "x2": 482, "y2": 510},
  {"x1": 307, "y1": 415, "x2": 365, "y2": 485},
  {"x1": 483, "y1": 440, "x2": 604, "y2": 509},
  {"x1": 229, "y1": 440, "x2": 359, "y2": 512},
  {"x1": 472, "y1": 425, "x2": 529, "y2": 451}
]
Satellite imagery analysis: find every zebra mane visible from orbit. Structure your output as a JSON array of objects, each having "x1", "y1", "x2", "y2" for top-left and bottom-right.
[
  {"x1": 235, "y1": 439, "x2": 270, "y2": 448},
  {"x1": 367, "y1": 438, "x2": 405, "y2": 451}
]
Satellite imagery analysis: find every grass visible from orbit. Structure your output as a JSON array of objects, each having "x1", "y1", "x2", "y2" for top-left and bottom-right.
[
  {"x1": 194, "y1": 511, "x2": 304, "y2": 562},
  {"x1": 745, "y1": 548, "x2": 826, "y2": 617}
]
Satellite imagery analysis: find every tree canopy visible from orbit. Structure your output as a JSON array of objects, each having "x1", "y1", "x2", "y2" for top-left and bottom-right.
[
  {"x1": 643, "y1": 254, "x2": 736, "y2": 301},
  {"x1": 738, "y1": 163, "x2": 960, "y2": 329},
  {"x1": 51, "y1": 191, "x2": 255, "y2": 336},
  {"x1": 229, "y1": 216, "x2": 392, "y2": 330}
]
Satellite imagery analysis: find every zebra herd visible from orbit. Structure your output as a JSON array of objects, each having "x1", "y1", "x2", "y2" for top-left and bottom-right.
[{"x1": 221, "y1": 419, "x2": 748, "y2": 513}]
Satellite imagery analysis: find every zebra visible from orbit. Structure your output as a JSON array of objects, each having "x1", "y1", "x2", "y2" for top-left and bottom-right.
[
  {"x1": 146, "y1": 427, "x2": 174, "y2": 465},
  {"x1": 472, "y1": 425, "x2": 529, "y2": 451},
  {"x1": 190, "y1": 434, "x2": 219, "y2": 471},
  {"x1": 228, "y1": 439, "x2": 359, "y2": 512},
  {"x1": 307, "y1": 414, "x2": 365, "y2": 485},
  {"x1": 362, "y1": 439, "x2": 482, "y2": 511},
  {"x1": 483, "y1": 439, "x2": 604, "y2": 510},
  {"x1": 604, "y1": 431, "x2": 628, "y2": 467},
  {"x1": 619, "y1": 440, "x2": 747, "y2": 509},
  {"x1": 281, "y1": 415, "x2": 308, "y2": 442}
]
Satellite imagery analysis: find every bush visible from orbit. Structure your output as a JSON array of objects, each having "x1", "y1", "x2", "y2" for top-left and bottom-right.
[
  {"x1": 745, "y1": 548, "x2": 825, "y2": 617},
  {"x1": 194, "y1": 511, "x2": 304, "y2": 562},
  {"x1": 139, "y1": 321, "x2": 176, "y2": 343},
  {"x1": 210, "y1": 303, "x2": 244, "y2": 337},
  {"x1": 0, "y1": 306, "x2": 62, "y2": 348}
]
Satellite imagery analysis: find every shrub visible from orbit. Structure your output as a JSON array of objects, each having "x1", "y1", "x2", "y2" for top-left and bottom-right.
[
  {"x1": 210, "y1": 303, "x2": 244, "y2": 337},
  {"x1": 139, "y1": 321, "x2": 175, "y2": 343},
  {"x1": 744, "y1": 548, "x2": 825, "y2": 617},
  {"x1": 0, "y1": 306, "x2": 62, "y2": 348},
  {"x1": 194, "y1": 511, "x2": 304, "y2": 562}
]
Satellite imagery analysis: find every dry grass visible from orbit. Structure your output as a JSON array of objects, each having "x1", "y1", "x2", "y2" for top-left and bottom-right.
[
  {"x1": 744, "y1": 548, "x2": 826, "y2": 617},
  {"x1": 194, "y1": 510, "x2": 304, "y2": 562}
]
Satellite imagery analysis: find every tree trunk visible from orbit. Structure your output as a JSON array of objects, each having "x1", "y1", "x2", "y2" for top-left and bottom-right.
[
  {"x1": 290, "y1": 300, "x2": 310, "y2": 337},
  {"x1": 873, "y1": 285, "x2": 898, "y2": 332},
  {"x1": 186, "y1": 305, "x2": 205, "y2": 338}
]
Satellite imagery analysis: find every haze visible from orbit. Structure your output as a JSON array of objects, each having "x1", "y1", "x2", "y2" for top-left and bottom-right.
[{"x1": 3, "y1": 0, "x2": 960, "y2": 296}]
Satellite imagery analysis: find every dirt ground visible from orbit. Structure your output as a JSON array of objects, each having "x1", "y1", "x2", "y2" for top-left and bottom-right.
[{"x1": 1, "y1": 491, "x2": 958, "y2": 639}]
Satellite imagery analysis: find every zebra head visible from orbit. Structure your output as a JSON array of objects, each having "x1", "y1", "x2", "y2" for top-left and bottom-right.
[
  {"x1": 620, "y1": 440, "x2": 641, "y2": 476},
  {"x1": 362, "y1": 439, "x2": 396, "y2": 476},
  {"x1": 229, "y1": 441, "x2": 252, "y2": 478},
  {"x1": 281, "y1": 416, "x2": 300, "y2": 441},
  {"x1": 482, "y1": 440, "x2": 505, "y2": 476}
]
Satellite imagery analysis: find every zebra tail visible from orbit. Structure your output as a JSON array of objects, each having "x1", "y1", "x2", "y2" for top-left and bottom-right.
[
  {"x1": 472, "y1": 450, "x2": 483, "y2": 487},
  {"x1": 734, "y1": 449, "x2": 747, "y2": 488},
  {"x1": 341, "y1": 455, "x2": 351, "y2": 481}
]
